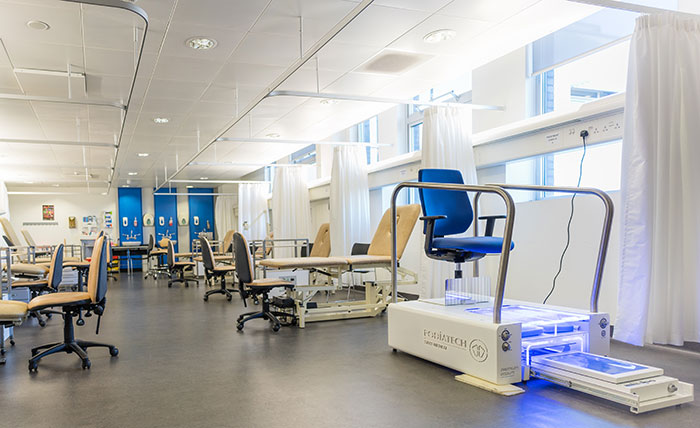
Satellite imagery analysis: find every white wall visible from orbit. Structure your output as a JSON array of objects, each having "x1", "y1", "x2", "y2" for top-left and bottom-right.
[{"x1": 7, "y1": 190, "x2": 116, "y2": 246}]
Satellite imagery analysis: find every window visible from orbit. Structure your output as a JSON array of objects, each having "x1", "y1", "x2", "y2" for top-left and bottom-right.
[
  {"x1": 504, "y1": 140, "x2": 622, "y2": 202},
  {"x1": 408, "y1": 122, "x2": 422, "y2": 152},
  {"x1": 529, "y1": 8, "x2": 637, "y2": 116},
  {"x1": 290, "y1": 145, "x2": 316, "y2": 165},
  {"x1": 356, "y1": 116, "x2": 378, "y2": 164}
]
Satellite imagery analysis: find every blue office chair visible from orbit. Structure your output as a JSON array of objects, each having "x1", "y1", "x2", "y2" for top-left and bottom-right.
[{"x1": 418, "y1": 168, "x2": 514, "y2": 280}]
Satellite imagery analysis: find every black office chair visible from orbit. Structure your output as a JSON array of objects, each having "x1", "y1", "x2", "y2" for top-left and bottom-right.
[
  {"x1": 166, "y1": 240, "x2": 197, "y2": 287},
  {"x1": 11, "y1": 244, "x2": 64, "y2": 327},
  {"x1": 234, "y1": 232, "x2": 294, "y2": 332},
  {"x1": 346, "y1": 242, "x2": 370, "y2": 298},
  {"x1": 418, "y1": 168, "x2": 514, "y2": 282},
  {"x1": 26, "y1": 236, "x2": 118, "y2": 371},
  {"x1": 201, "y1": 237, "x2": 237, "y2": 302}
]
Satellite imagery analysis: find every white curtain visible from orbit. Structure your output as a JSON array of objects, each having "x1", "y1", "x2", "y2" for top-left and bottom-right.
[
  {"x1": 0, "y1": 181, "x2": 8, "y2": 219},
  {"x1": 419, "y1": 106, "x2": 478, "y2": 299},
  {"x1": 330, "y1": 146, "x2": 371, "y2": 256},
  {"x1": 616, "y1": 13, "x2": 700, "y2": 346},
  {"x1": 271, "y1": 167, "x2": 312, "y2": 257},
  {"x1": 238, "y1": 183, "x2": 268, "y2": 242},
  {"x1": 214, "y1": 196, "x2": 236, "y2": 241}
]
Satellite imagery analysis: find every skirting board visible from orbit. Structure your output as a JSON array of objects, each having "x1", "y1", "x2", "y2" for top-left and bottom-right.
[{"x1": 455, "y1": 373, "x2": 525, "y2": 396}]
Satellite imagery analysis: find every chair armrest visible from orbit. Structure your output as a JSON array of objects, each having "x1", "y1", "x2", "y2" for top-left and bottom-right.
[
  {"x1": 478, "y1": 215, "x2": 507, "y2": 237},
  {"x1": 420, "y1": 215, "x2": 447, "y2": 222},
  {"x1": 419, "y1": 215, "x2": 447, "y2": 256}
]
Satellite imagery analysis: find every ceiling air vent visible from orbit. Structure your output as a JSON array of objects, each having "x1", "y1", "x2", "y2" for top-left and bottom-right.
[{"x1": 356, "y1": 50, "x2": 433, "y2": 75}]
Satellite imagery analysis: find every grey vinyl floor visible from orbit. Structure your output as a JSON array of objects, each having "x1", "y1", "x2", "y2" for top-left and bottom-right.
[{"x1": 1, "y1": 274, "x2": 698, "y2": 428}]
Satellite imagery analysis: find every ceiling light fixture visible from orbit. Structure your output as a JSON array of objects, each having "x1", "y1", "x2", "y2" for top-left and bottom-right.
[
  {"x1": 186, "y1": 37, "x2": 217, "y2": 50},
  {"x1": 153, "y1": 117, "x2": 169, "y2": 124},
  {"x1": 128, "y1": 172, "x2": 138, "y2": 176},
  {"x1": 199, "y1": 177, "x2": 208, "y2": 180},
  {"x1": 423, "y1": 29, "x2": 456, "y2": 44},
  {"x1": 137, "y1": 153, "x2": 149, "y2": 157},
  {"x1": 265, "y1": 133, "x2": 280, "y2": 138},
  {"x1": 319, "y1": 99, "x2": 338, "y2": 105},
  {"x1": 186, "y1": 185, "x2": 194, "y2": 188},
  {"x1": 27, "y1": 20, "x2": 50, "y2": 31}
]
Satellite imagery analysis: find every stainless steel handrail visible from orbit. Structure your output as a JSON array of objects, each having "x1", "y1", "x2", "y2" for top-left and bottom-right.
[
  {"x1": 479, "y1": 184, "x2": 614, "y2": 313},
  {"x1": 390, "y1": 182, "x2": 516, "y2": 323}
]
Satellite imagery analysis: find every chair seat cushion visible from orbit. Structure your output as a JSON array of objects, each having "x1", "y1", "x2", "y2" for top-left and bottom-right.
[
  {"x1": 27, "y1": 292, "x2": 92, "y2": 311},
  {"x1": 175, "y1": 252, "x2": 193, "y2": 258},
  {"x1": 248, "y1": 278, "x2": 293, "y2": 288},
  {"x1": 212, "y1": 266, "x2": 236, "y2": 273},
  {"x1": 151, "y1": 249, "x2": 167, "y2": 256},
  {"x1": 344, "y1": 255, "x2": 392, "y2": 266},
  {"x1": 173, "y1": 261, "x2": 195, "y2": 268},
  {"x1": 0, "y1": 301, "x2": 29, "y2": 322},
  {"x1": 64, "y1": 261, "x2": 91, "y2": 269},
  {"x1": 212, "y1": 254, "x2": 232, "y2": 261},
  {"x1": 432, "y1": 237, "x2": 515, "y2": 254},
  {"x1": 3, "y1": 263, "x2": 48, "y2": 275},
  {"x1": 11, "y1": 279, "x2": 48, "y2": 288},
  {"x1": 259, "y1": 256, "x2": 348, "y2": 269}
]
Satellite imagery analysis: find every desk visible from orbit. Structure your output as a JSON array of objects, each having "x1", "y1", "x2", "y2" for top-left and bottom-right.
[{"x1": 112, "y1": 245, "x2": 148, "y2": 274}]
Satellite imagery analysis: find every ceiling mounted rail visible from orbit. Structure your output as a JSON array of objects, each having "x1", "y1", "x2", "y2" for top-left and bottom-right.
[
  {"x1": 191, "y1": 161, "x2": 310, "y2": 168},
  {"x1": 567, "y1": 0, "x2": 700, "y2": 16},
  {"x1": 266, "y1": 90, "x2": 505, "y2": 111},
  {"x1": 0, "y1": 93, "x2": 126, "y2": 110},
  {"x1": 214, "y1": 137, "x2": 387, "y2": 147},
  {"x1": 154, "y1": 0, "x2": 375, "y2": 192},
  {"x1": 169, "y1": 180, "x2": 270, "y2": 185},
  {"x1": 60, "y1": 0, "x2": 149, "y2": 193},
  {"x1": 0, "y1": 138, "x2": 116, "y2": 148},
  {"x1": 154, "y1": 192, "x2": 239, "y2": 196}
]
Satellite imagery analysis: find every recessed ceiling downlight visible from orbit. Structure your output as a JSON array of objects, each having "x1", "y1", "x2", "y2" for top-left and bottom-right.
[
  {"x1": 153, "y1": 117, "x2": 169, "y2": 124},
  {"x1": 27, "y1": 20, "x2": 50, "y2": 31},
  {"x1": 186, "y1": 37, "x2": 217, "y2": 50},
  {"x1": 423, "y1": 29, "x2": 457, "y2": 44},
  {"x1": 266, "y1": 133, "x2": 280, "y2": 138},
  {"x1": 137, "y1": 153, "x2": 149, "y2": 157}
]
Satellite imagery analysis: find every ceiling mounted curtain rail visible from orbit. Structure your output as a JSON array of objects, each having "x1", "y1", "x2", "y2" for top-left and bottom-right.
[
  {"x1": 153, "y1": 192, "x2": 239, "y2": 196},
  {"x1": 0, "y1": 138, "x2": 116, "y2": 148},
  {"x1": 214, "y1": 137, "x2": 387, "y2": 147},
  {"x1": 169, "y1": 180, "x2": 270, "y2": 184},
  {"x1": 266, "y1": 90, "x2": 504, "y2": 111},
  {"x1": 567, "y1": 0, "x2": 700, "y2": 16},
  {"x1": 0, "y1": 93, "x2": 126, "y2": 109},
  {"x1": 154, "y1": 0, "x2": 375, "y2": 192},
  {"x1": 191, "y1": 162, "x2": 312, "y2": 168},
  {"x1": 61, "y1": 0, "x2": 150, "y2": 192}
]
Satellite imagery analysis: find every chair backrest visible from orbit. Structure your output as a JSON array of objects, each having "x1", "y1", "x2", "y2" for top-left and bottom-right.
[
  {"x1": 167, "y1": 239, "x2": 175, "y2": 268},
  {"x1": 309, "y1": 223, "x2": 330, "y2": 257},
  {"x1": 367, "y1": 204, "x2": 421, "y2": 259},
  {"x1": 233, "y1": 232, "x2": 254, "y2": 284},
  {"x1": 147, "y1": 234, "x2": 154, "y2": 252},
  {"x1": 200, "y1": 237, "x2": 216, "y2": 270},
  {"x1": 3, "y1": 235, "x2": 14, "y2": 247},
  {"x1": 418, "y1": 169, "x2": 473, "y2": 237},
  {"x1": 0, "y1": 217, "x2": 22, "y2": 247},
  {"x1": 47, "y1": 244, "x2": 64, "y2": 289},
  {"x1": 21, "y1": 229, "x2": 37, "y2": 247},
  {"x1": 351, "y1": 242, "x2": 370, "y2": 256},
  {"x1": 221, "y1": 230, "x2": 235, "y2": 253},
  {"x1": 86, "y1": 236, "x2": 107, "y2": 303}
]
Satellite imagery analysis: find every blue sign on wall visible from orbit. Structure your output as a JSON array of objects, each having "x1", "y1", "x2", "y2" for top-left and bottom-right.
[
  {"x1": 118, "y1": 187, "x2": 143, "y2": 269},
  {"x1": 154, "y1": 188, "x2": 178, "y2": 252},
  {"x1": 188, "y1": 188, "x2": 214, "y2": 251}
]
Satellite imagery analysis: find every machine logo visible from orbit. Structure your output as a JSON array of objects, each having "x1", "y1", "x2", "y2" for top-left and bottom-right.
[{"x1": 469, "y1": 339, "x2": 488, "y2": 362}]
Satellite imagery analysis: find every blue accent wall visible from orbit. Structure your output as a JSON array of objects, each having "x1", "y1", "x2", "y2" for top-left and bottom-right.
[
  {"x1": 154, "y1": 188, "x2": 178, "y2": 252},
  {"x1": 118, "y1": 187, "x2": 143, "y2": 269},
  {"x1": 188, "y1": 188, "x2": 214, "y2": 251}
]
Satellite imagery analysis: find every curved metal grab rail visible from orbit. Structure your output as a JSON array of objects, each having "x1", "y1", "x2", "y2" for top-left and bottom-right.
[
  {"x1": 477, "y1": 184, "x2": 614, "y2": 313},
  {"x1": 390, "y1": 182, "x2": 516, "y2": 323}
]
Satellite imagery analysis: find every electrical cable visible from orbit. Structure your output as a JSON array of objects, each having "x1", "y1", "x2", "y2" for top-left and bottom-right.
[{"x1": 543, "y1": 129, "x2": 588, "y2": 305}]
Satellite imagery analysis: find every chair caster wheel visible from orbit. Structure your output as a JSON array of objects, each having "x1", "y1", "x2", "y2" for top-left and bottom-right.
[
  {"x1": 253, "y1": 298, "x2": 260, "y2": 305},
  {"x1": 236, "y1": 323, "x2": 244, "y2": 331},
  {"x1": 109, "y1": 347, "x2": 119, "y2": 357},
  {"x1": 168, "y1": 283, "x2": 172, "y2": 288},
  {"x1": 1, "y1": 349, "x2": 4, "y2": 356},
  {"x1": 38, "y1": 320, "x2": 46, "y2": 327},
  {"x1": 76, "y1": 318, "x2": 85, "y2": 326},
  {"x1": 227, "y1": 295, "x2": 232, "y2": 302},
  {"x1": 203, "y1": 296, "x2": 208, "y2": 302},
  {"x1": 272, "y1": 324, "x2": 281, "y2": 332},
  {"x1": 236, "y1": 316, "x2": 243, "y2": 322},
  {"x1": 46, "y1": 313, "x2": 52, "y2": 319},
  {"x1": 28, "y1": 361, "x2": 38, "y2": 372},
  {"x1": 82, "y1": 360, "x2": 91, "y2": 370},
  {"x1": 9, "y1": 339, "x2": 15, "y2": 346},
  {"x1": 392, "y1": 348, "x2": 397, "y2": 353}
]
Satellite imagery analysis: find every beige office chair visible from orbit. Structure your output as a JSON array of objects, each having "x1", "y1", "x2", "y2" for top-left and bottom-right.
[
  {"x1": 11, "y1": 243, "x2": 64, "y2": 327},
  {"x1": 201, "y1": 237, "x2": 237, "y2": 302},
  {"x1": 0, "y1": 301, "x2": 28, "y2": 363},
  {"x1": 27, "y1": 236, "x2": 118, "y2": 371}
]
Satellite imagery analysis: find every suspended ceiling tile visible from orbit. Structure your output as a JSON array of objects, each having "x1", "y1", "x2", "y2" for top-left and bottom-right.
[
  {"x1": 146, "y1": 79, "x2": 208, "y2": 100},
  {"x1": 214, "y1": 62, "x2": 286, "y2": 87},
  {"x1": 3, "y1": 41, "x2": 84, "y2": 72},
  {"x1": 82, "y1": 5, "x2": 148, "y2": 52},
  {"x1": 372, "y1": 0, "x2": 452, "y2": 13},
  {"x1": 322, "y1": 71, "x2": 395, "y2": 94},
  {"x1": 0, "y1": 67, "x2": 21, "y2": 90},
  {"x1": 190, "y1": 101, "x2": 237, "y2": 117},
  {"x1": 85, "y1": 75, "x2": 136, "y2": 101},
  {"x1": 332, "y1": 5, "x2": 430, "y2": 48},
  {"x1": 230, "y1": 33, "x2": 302, "y2": 67},
  {"x1": 314, "y1": 41, "x2": 381, "y2": 72},
  {"x1": 277, "y1": 67, "x2": 345, "y2": 93},
  {"x1": 133, "y1": 114, "x2": 186, "y2": 136},
  {"x1": 199, "y1": 84, "x2": 261, "y2": 106},
  {"x1": 439, "y1": 0, "x2": 540, "y2": 23},
  {"x1": 16, "y1": 73, "x2": 86, "y2": 98},
  {"x1": 140, "y1": 97, "x2": 196, "y2": 116},
  {"x1": 171, "y1": 0, "x2": 270, "y2": 32},
  {"x1": 153, "y1": 55, "x2": 224, "y2": 83},
  {"x1": 0, "y1": 2, "x2": 82, "y2": 47}
]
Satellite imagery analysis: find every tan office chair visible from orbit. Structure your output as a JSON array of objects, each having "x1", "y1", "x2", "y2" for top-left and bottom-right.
[
  {"x1": 11, "y1": 243, "x2": 64, "y2": 327},
  {"x1": 27, "y1": 236, "x2": 118, "y2": 371},
  {"x1": 234, "y1": 232, "x2": 294, "y2": 332},
  {"x1": 0, "y1": 300, "x2": 28, "y2": 363},
  {"x1": 166, "y1": 240, "x2": 197, "y2": 287},
  {"x1": 201, "y1": 237, "x2": 237, "y2": 302}
]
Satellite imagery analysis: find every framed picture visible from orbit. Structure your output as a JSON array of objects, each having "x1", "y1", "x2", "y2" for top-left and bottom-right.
[{"x1": 42, "y1": 204, "x2": 54, "y2": 221}]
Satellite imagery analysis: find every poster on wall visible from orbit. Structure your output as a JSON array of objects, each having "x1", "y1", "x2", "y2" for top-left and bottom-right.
[{"x1": 42, "y1": 204, "x2": 54, "y2": 221}]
